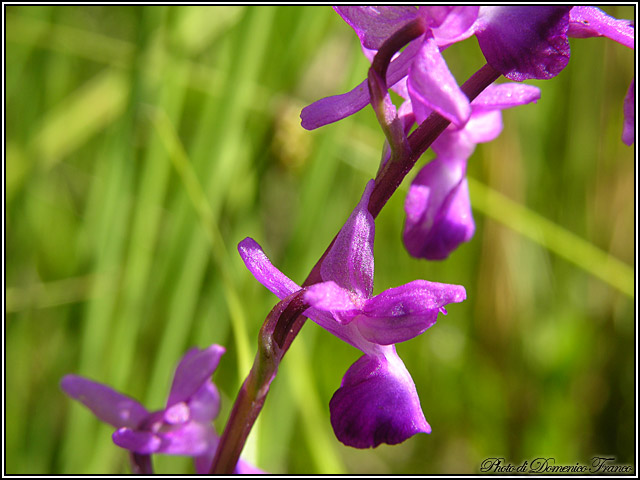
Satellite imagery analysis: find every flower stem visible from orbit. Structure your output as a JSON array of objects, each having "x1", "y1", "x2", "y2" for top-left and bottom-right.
[
  {"x1": 130, "y1": 453, "x2": 153, "y2": 474},
  {"x1": 209, "y1": 291, "x2": 308, "y2": 474},
  {"x1": 371, "y1": 18, "x2": 425, "y2": 81}
]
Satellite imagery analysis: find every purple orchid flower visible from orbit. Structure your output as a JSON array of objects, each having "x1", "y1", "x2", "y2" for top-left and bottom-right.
[
  {"x1": 403, "y1": 83, "x2": 541, "y2": 260},
  {"x1": 61, "y1": 345, "x2": 261, "y2": 474},
  {"x1": 474, "y1": 6, "x2": 635, "y2": 143},
  {"x1": 301, "y1": 6, "x2": 479, "y2": 130},
  {"x1": 238, "y1": 180, "x2": 466, "y2": 448}
]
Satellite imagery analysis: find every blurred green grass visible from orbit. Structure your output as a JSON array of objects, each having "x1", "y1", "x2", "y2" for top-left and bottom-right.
[{"x1": 5, "y1": 5, "x2": 635, "y2": 474}]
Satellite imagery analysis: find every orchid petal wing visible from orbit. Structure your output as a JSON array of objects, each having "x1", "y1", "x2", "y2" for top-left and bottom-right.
[
  {"x1": 305, "y1": 281, "x2": 359, "y2": 315},
  {"x1": 60, "y1": 375, "x2": 148, "y2": 429},
  {"x1": 329, "y1": 352, "x2": 430, "y2": 448},
  {"x1": 568, "y1": 7, "x2": 634, "y2": 48},
  {"x1": 475, "y1": 6, "x2": 572, "y2": 81},
  {"x1": 335, "y1": 6, "x2": 418, "y2": 50},
  {"x1": 188, "y1": 381, "x2": 221, "y2": 423},
  {"x1": 321, "y1": 180, "x2": 375, "y2": 297},
  {"x1": 167, "y1": 345, "x2": 225, "y2": 407},
  {"x1": 419, "y1": 6, "x2": 479, "y2": 46},
  {"x1": 112, "y1": 428, "x2": 162, "y2": 454},
  {"x1": 431, "y1": 127, "x2": 476, "y2": 161},
  {"x1": 113, "y1": 428, "x2": 164, "y2": 455},
  {"x1": 407, "y1": 35, "x2": 471, "y2": 126},
  {"x1": 622, "y1": 79, "x2": 635, "y2": 146},
  {"x1": 113, "y1": 422, "x2": 217, "y2": 456},
  {"x1": 471, "y1": 83, "x2": 541, "y2": 112},
  {"x1": 238, "y1": 237, "x2": 301, "y2": 299},
  {"x1": 464, "y1": 110, "x2": 503, "y2": 144},
  {"x1": 156, "y1": 422, "x2": 218, "y2": 456},
  {"x1": 300, "y1": 82, "x2": 370, "y2": 130},
  {"x1": 300, "y1": 37, "x2": 422, "y2": 130},
  {"x1": 356, "y1": 280, "x2": 466, "y2": 344}
]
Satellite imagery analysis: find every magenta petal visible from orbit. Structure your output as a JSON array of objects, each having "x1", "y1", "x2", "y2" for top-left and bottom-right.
[
  {"x1": 431, "y1": 127, "x2": 475, "y2": 164},
  {"x1": 300, "y1": 37, "x2": 422, "y2": 130},
  {"x1": 568, "y1": 7, "x2": 634, "y2": 48},
  {"x1": 403, "y1": 158, "x2": 475, "y2": 260},
  {"x1": 321, "y1": 180, "x2": 375, "y2": 298},
  {"x1": 329, "y1": 352, "x2": 430, "y2": 448},
  {"x1": 464, "y1": 110, "x2": 503, "y2": 144},
  {"x1": 305, "y1": 281, "x2": 360, "y2": 320},
  {"x1": 335, "y1": 6, "x2": 418, "y2": 50},
  {"x1": 418, "y1": 6, "x2": 479, "y2": 46},
  {"x1": 235, "y1": 460, "x2": 268, "y2": 475},
  {"x1": 622, "y1": 79, "x2": 635, "y2": 146},
  {"x1": 155, "y1": 422, "x2": 217, "y2": 456},
  {"x1": 407, "y1": 35, "x2": 471, "y2": 126},
  {"x1": 60, "y1": 375, "x2": 148, "y2": 429},
  {"x1": 237, "y1": 237, "x2": 301, "y2": 299},
  {"x1": 357, "y1": 280, "x2": 466, "y2": 345},
  {"x1": 112, "y1": 428, "x2": 162, "y2": 454},
  {"x1": 471, "y1": 83, "x2": 541, "y2": 112},
  {"x1": 300, "y1": 82, "x2": 370, "y2": 130},
  {"x1": 188, "y1": 381, "x2": 221, "y2": 423},
  {"x1": 475, "y1": 6, "x2": 572, "y2": 81},
  {"x1": 237, "y1": 237, "x2": 355, "y2": 341},
  {"x1": 167, "y1": 345, "x2": 225, "y2": 407}
]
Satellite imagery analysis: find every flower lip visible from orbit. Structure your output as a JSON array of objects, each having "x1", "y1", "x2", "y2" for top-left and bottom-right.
[
  {"x1": 474, "y1": 6, "x2": 572, "y2": 81},
  {"x1": 329, "y1": 352, "x2": 431, "y2": 448}
]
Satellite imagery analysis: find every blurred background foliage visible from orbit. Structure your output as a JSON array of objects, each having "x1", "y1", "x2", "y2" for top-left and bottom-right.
[{"x1": 5, "y1": 5, "x2": 635, "y2": 474}]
